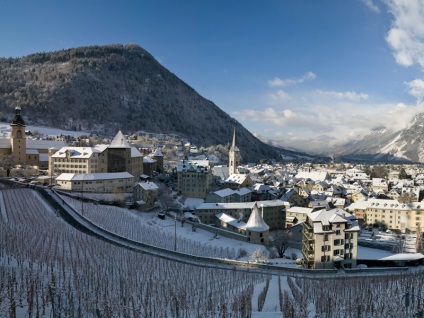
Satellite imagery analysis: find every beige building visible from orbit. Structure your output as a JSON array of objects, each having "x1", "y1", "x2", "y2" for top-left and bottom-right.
[
  {"x1": 49, "y1": 131, "x2": 143, "y2": 178},
  {"x1": 133, "y1": 181, "x2": 159, "y2": 208},
  {"x1": 347, "y1": 198, "x2": 424, "y2": 232},
  {"x1": 286, "y1": 206, "x2": 313, "y2": 227},
  {"x1": 56, "y1": 172, "x2": 134, "y2": 193},
  {"x1": 177, "y1": 159, "x2": 214, "y2": 198},
  {"x1": 302, "y1": 208, "x2": 360, "y2": 269}
]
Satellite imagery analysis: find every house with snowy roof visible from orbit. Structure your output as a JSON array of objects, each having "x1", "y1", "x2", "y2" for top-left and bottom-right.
[
  {"x1": 195, "y1": 200, "x2": 287, "y2": 230},
  {"x1": 302, "y1": 208, "x2": 360, "y2": 269},
  {"x1": 216, "y1": 202, "x2": 270, "y2": 244},
  {"x1": 133, "y1": 181, "x2": 159, "y2": 208},
  {"x1": 372, "y1": 178, "x2": 388, "y2": 192},
  {"x1": 205, "y1": 187, "x2": 252, "y2": 203},
  {"x1": 225, "y1": 173, "x2": 253, "y2": 190}
]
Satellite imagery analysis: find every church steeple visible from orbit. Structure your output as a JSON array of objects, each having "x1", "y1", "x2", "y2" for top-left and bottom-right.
[
  {"x1": 229, "y1": 128, "x2": 240, "y2": 176},
  {"x1": 10, "y1": 106, "x2": 27, "y2": 164}
]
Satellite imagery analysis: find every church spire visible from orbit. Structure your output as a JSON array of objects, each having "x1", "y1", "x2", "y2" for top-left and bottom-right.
[{"x1": 229, "y1": 127, "x2": 240, "y2": 176}]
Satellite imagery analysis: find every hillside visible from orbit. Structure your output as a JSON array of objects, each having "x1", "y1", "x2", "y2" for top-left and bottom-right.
[
  {"x1": 0, "y1": 44, "x2": 315, "y2": 163},
  {"x1": 334, "y1": 113, "x2": 424, "y2": 163}
]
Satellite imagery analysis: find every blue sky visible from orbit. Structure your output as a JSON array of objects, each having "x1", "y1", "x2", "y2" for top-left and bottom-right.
[{"x1": 1, "y1": 0, "x2": 424, "y2": 152}]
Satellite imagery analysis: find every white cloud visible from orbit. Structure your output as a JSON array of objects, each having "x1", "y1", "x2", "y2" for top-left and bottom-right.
[
  {"x1": 267, "y1": 89, "x2": 291, "y2": 103},
  {"x1": 406, "y1": 79, "x2": 424, "y2": 100},
  {"x1": 268, "y1": 71, "x2": 316, "y2": 87},
  {"x1": 234, "y1": 98, "x2": 424, "y2": 152},
  {"x1": 362, "y1": 0, "x2": 380, "y2": 13},
  {"x1": 385, "y1": 0, "x2": 424, "y2": 68},
  {"x1": 316, "y1": 90, "x2": 370, "y2": 101}
]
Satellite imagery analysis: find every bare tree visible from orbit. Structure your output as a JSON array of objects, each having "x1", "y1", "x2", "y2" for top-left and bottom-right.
[
  {"x1": 0, "y1": 154, "x2": 16, "y2": 177},
  {"x1": 157, "y1": 182, "x2": 179, "y2": 212},
  {"x1": 416, "y1": 225, "x2": 423, "y2": 253},
  {"x1": 398, "y1": 191, "x2": 416, "y2": 204},
  {"x1": 268, "y1": 230, "x2": 293, "y2": 258},
  {"x1": 250, "y1": 248, "x2": 268, "y2": 263}
]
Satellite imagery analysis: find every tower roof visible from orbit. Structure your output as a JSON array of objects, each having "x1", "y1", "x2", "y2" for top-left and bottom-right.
[
  {"x1": 109, "y1": 130, "x2": 130, "y2": 148},
  {"x1": 245, "y1": 202, "x2": 270, "y2": 232},
  {"x1": 11, "y1": 105, "x2": 25, "y2": 126},
  {"x1": 153, "y1": 147, "x2": 164, "y2": 157},
  {"x1": 230, "y1": 128, "x2": 239, "y2": 152}
]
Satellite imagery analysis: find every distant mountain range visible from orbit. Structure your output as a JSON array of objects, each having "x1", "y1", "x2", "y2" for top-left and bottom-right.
[
  {"x1": 0, "y1": 44, "x2": 319, "y2": 163},
  {"x1": 334, "y1": 113, "x2": 424, "y2": 163}
]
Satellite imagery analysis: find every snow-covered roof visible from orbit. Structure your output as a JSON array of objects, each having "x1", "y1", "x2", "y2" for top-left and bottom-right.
[
  {"x1": 152, "y1": 147, "x2": 163, "y2": 157},
  {"x1": 135, "y1": 181, "x2": 159, "y2": 190},
  {"x1": 143, "y1": 156, "x2": 157, "y2": 163},
  {"x1": 216, "y1": 212, "x2": 246, "y2": 230},
  {"x1": 212, "y1": 187, "x2": 252, "y2": 198},
  {"x1": 295, "y1": 171, "x2": 329, "y2": 182},
  {"x1": 225, "y1": 173, "x2": 249, "y2": 184},
  {"x1": 131, "y1": 147, "x2": 143, "y2": 158},
  {"x1": 27, "y1": 139, "x2": 67, "y2": 150},
  {"x1": 177, "y1": 159, "x2": 210, "y2": 172},
  {"x1": 245, "y1": 203, "x2": 270, "y2": 232},
  {"x1": 109, "y1": 130, "x2": 130, "y2": 148},
  {"x1": 378, "y1": 253, "x2": 424, "y2": 261},
  {"x1": 57, "y1": 172, "x2": 134, "y2": 181},
  {"x1": 52, "y1": 147, "x2": 95, "y2": 159},
  {"x1": 197, "y1": 200, "x2": 286, "y2": 211},
  {"x1": 308, "y1": 208, "x2": 360, "y2": 233},
  {"x1": 287, "y1": 206, "x2": 313, "y2": 214}
]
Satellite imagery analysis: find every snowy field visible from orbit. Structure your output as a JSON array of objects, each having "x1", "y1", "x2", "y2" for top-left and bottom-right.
[{"x1": 2, "y1": 188, "x2": 424, "y2": 317}]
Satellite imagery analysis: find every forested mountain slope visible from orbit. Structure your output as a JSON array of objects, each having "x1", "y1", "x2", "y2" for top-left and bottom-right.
[{"x1": 0, "y1": 44, "x2": 313, "y2": 162}]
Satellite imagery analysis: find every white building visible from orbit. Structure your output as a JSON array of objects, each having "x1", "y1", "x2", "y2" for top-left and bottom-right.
[
  {"x1": 302, "y1": 208, "x2": 360, "y2": 269},
  {"x1": 56, "y1": 172, "x2": 134, "y2": 193}
]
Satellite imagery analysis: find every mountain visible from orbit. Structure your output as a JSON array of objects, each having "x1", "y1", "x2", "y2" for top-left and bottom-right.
[
  {"x1": 334, "y1": 113, "x2": 424, "y2": 163},
  {"x1": 0, "y1": 44, "x2": 316, "y2": 163}
]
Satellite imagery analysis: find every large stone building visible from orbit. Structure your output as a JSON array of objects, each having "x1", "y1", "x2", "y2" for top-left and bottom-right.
[
  {"x1": 302, "y1": 208, "x2": 360, "y2": 269},
  {"x1": 49, "y1": 131, "x2": 143, "y2": 178},
  {"x1": 177, "y1": 159, "x2": 214, "y2": 198}
]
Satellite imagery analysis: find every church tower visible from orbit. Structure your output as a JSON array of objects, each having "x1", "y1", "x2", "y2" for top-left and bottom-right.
[
  {"x1": 10, "y1": 106, "x2": 27, "y2": 164},
  {"x1": 229, "y1": 128, "x2": 240, "y2": 176}
]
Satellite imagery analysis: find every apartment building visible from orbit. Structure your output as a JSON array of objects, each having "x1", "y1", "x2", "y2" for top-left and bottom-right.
[
  {"x1": 348, "y1": 198, "x2": 424, "y2": 232},
  {"x1": 302, "y1": 208, "x2": 360, "y2": 269}
]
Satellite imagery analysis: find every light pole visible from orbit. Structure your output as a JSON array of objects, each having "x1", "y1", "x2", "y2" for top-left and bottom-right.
[
  {"x1": 174, "y1": 213, "x2": 177, "y2": 251},
  {"x1": 81, "y1": 181, "x2": 84, "y2": 215}
]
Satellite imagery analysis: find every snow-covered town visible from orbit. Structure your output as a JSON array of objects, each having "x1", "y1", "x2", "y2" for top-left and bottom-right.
[{"x1": 3, "y1": 108, "x2": 424, "y2": 317}]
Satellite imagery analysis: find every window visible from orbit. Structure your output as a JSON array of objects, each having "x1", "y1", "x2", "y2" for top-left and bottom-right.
[
  {"x1": 321, "y1": 245, "x2": 331, "y2": 252},
  {"x1": 321, "y1": 255, "x2": 330, "y2": 262},
  {"x1": 336, "y1": 230, "x2": 341, "y2": 235}
]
